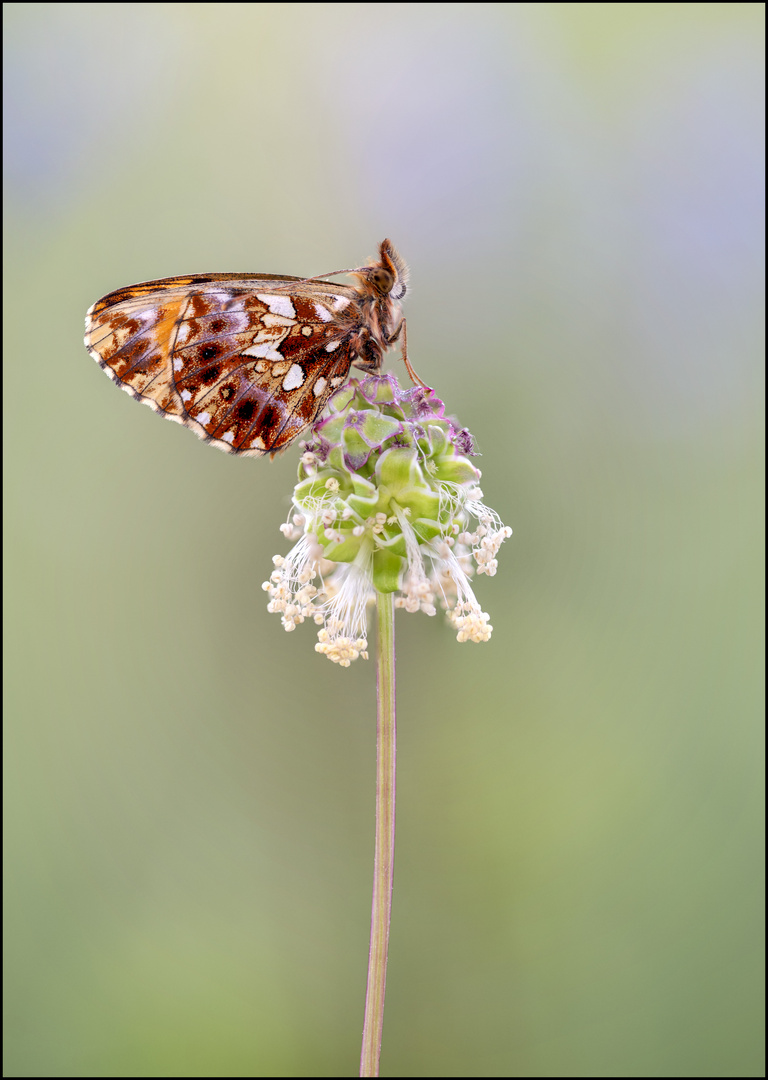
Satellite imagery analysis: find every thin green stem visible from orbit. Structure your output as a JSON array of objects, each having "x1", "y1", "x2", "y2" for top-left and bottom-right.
[{"x1": 360, "y1": 592, "x2": 397, "y2": 1078}]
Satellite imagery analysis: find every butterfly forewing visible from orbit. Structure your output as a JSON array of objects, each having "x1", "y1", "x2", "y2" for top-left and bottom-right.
[{"x1": 85, "y1": 242, "x2": 409, "y2": 456}]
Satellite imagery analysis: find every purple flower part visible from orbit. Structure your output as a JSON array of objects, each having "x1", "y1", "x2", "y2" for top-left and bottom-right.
[
  {"x1": 359, "y1": 373, "x2": 399, "y2": 405},
  {"x1": 453, "y1": 427, "x2": 477, "y2": 457},
  {"x1": 343, "y1": 446, "x2": 371, "y2": 471},
  {"x1": 306, "y1": 375, "x2": 478, "y2": 464},
  {"x1": 399, "y1": 385, "x2": 447, "y2": 421},
  {"x1": 301, "y1": 433, "x2": 332, "y2": 462}
]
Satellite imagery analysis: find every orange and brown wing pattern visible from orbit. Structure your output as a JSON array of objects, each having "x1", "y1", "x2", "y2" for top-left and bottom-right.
[
  {"x1": 85, "y1": 274, "x2": 360, "y2": 455},
  {"x1": 85, "y1": 242, "x2": 411, "y2": 456}
]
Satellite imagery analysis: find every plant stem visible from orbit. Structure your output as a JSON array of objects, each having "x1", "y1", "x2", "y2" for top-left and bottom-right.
[{"x1": 360, "y1": 592, "x2": 397, "y2": 1077}]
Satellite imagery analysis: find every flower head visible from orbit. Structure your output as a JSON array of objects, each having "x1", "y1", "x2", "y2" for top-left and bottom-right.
[{"x1": 262, "y1": 375, "x2": 511, "y2": 665}]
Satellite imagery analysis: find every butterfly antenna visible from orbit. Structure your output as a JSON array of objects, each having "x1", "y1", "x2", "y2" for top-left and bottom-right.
[{"x1": 269, "y1": 266, "x2": 365, "y2": 291}]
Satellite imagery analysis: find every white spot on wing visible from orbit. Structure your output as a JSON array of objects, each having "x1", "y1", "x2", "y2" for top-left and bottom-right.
[
  {"x1": 313, "y1": 303, "x2": 332, "y2": 322},
  {"x1": 243, "y1": 342, "x2": 283, "y2": 361},
  {"x1": 197, "y1": 411, "x2": 211, "y2": 425},
  {"x1": 221, "y1": 432, "x2": 235, "y2": 444},
  {"x1": 313, "y1": 377, "x2": 327, "y2": 397},
  {"x1": 332, "y1": 295, "x2": 351, "y2": 310},
  {"x1": 206, "y1": 290, "x2": 234, "y2": 307},
  {"x1": 261, "y1": 312, "x2": 295, "y2": 328},
  {"x1": 180, "y1": 389, "x2": 192, "y2": 402},
  {"x1": 217, "y1": 310, "x2": 249, "y2": 333},
  {"x1": 173, "y1": 358, "x2": 184, "y2": 371},
  {"x1": 325, "y1": 340, "x2": 341, "y2": 352},
  {"x1": 282, "y1": 364, "x2": 305, "y2": 391},
  {"x1": 256, "y1": 294, "x2": 296, "y2": 319}
]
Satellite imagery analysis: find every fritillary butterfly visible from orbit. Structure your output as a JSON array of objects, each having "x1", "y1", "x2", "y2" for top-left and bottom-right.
[{"x1": 84, "y1": 239, "x2": 423, "y2": 456}]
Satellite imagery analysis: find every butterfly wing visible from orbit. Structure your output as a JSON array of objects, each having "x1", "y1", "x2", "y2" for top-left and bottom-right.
[{"x1": 85, "y1": 273, "x2": 360, "y2": 455}]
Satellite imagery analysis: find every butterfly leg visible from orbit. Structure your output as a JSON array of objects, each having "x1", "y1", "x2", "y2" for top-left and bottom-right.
[{"x1": 387, "y1": 319, "x2": 430, "y2": 390}]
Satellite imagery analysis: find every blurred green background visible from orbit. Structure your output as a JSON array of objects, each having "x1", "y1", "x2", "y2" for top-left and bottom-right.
[{"x1": 4, "y1": 3, "x2": 764, "y2": 1076}]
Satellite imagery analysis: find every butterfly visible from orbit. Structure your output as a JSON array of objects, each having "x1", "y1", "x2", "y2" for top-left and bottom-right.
[{"x1": 84, "y1": 239, "x2": 425, "y2": 456}]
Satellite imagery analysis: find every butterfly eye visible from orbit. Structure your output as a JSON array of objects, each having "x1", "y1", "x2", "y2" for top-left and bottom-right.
[{"x1": 369, "y1": 268, "x2": 395, "y2": 295}]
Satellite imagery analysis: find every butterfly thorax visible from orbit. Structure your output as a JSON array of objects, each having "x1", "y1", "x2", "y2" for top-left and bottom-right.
[{"x1": 342, "y1": 284, "x2": 401, "y2": 374}]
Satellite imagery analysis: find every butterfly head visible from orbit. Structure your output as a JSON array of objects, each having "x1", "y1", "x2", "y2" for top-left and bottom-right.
[{"x1": 353, "y1": 239, "x2": 409, "y2": 303}]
